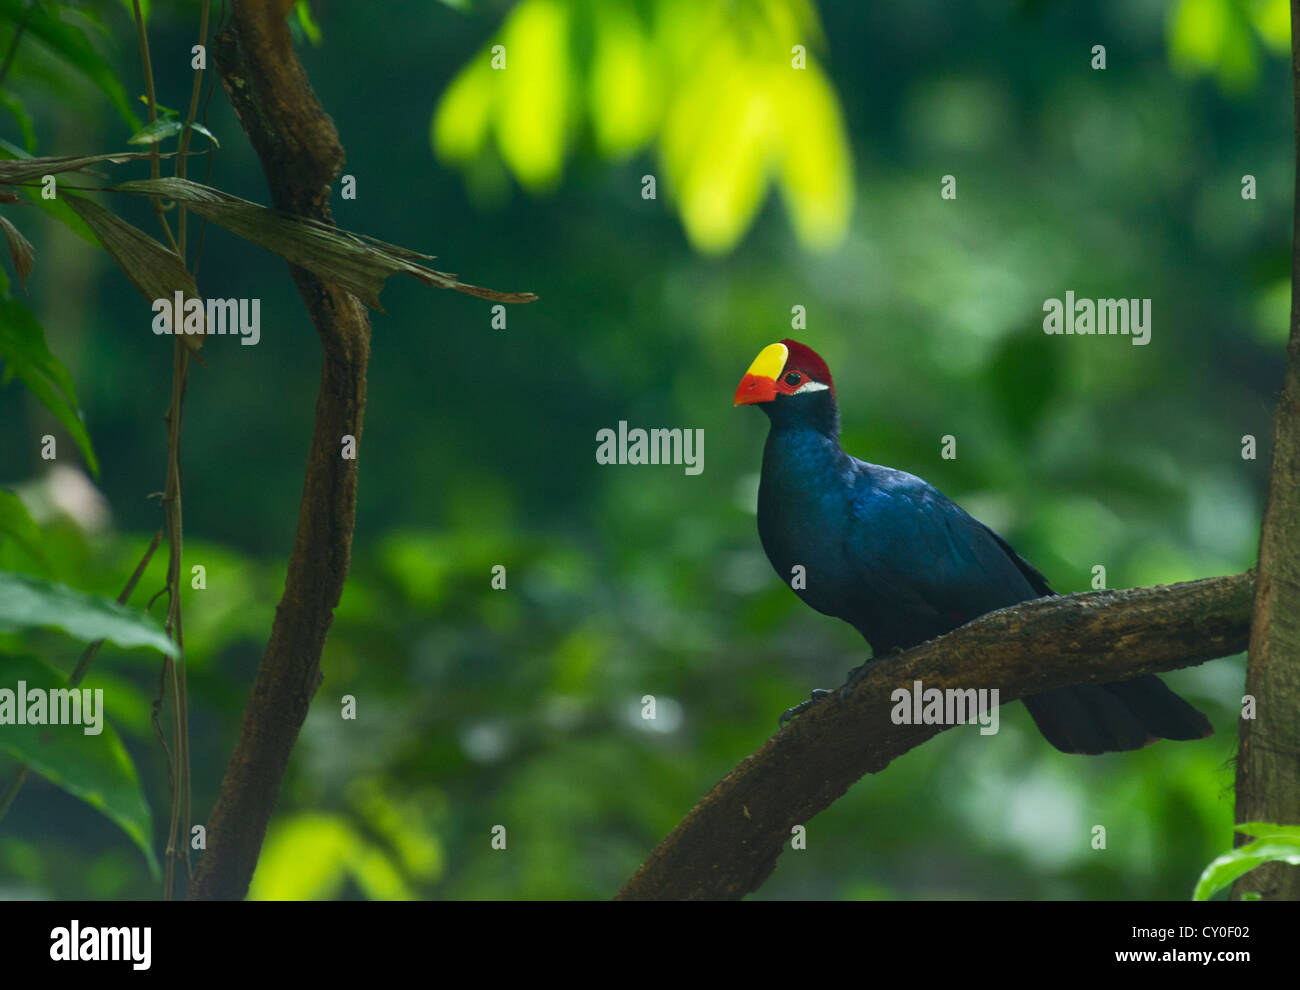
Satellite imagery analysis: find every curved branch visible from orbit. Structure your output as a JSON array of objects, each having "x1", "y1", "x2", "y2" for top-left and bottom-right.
[
  {"x1": 616, "y1": 571, "x2": 1255, "y2": 901},
  {"x1": 190, "y1": 0, "x2": 368, "y2": 900}
]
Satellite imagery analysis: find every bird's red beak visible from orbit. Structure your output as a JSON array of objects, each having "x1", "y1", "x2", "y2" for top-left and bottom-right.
[
  {"x1": 734, "y1": 373, "x2": 779, "y2": 406},
  {"x1": 734, "y1": 342, "x2": 789, "y2": 406}
]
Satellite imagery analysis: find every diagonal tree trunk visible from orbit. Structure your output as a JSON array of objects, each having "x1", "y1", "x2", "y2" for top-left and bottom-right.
[
  {"x1": 618, "y1": 574, "x2": 1254, "y2": 900},
  {"x1": 190, "y1": 0, "x2": 369, "y2": 900}
]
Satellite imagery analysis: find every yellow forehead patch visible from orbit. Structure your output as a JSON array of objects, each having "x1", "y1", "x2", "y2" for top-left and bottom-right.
[{"x1": 744, "y1": 342, "x2": 788, "y2": 380}]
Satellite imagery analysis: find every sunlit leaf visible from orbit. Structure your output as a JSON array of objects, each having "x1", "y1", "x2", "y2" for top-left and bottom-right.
[
  {"x1": 295, "y1": 0, "x2": 323, "y2": 45},
  {"x1": 1235, "y1": 821, "x2": 1300, "y2": 839},
  {"x1": 0, "y1": 297, "x2": 99, "y2": 475},
  {"x1": 1168, "y1": 0, "x2": 1260, "y2": 90},
  {"x1": 1246, "y1": 0, "x2": 1290, "y2": 54},
  {"x1": 249, "y1": 813, "x2": 414, "y2": 900},
  {"x1": 661, "y1": 39, "x2": 769, "y2": 254},
  {"x1": 112, "y1": 177, "x2": 537, "y2": 305},
  {"x1": 0, "y1": 571, "x2": 178, "y2": 657},
  {"x1": 433, "y1": 57, "x2": 495, "y2": 164},
  {"x1": 773, "y1": 64, "x2": 853, "y2": 251},
  {"x1": 432, "y1": 0, "x2": 855, "y2": 256},
  {"x1": 1193, "y1": 835, "x2": 1300, "y2": 900},
  {"x1": 588, "y1": 5, "x2": 661, "y2": 157},
  {"x1": 0, "y1": 653, "x2": 159, "y2": 877},
  {"x1": 496, "y1": 0, "x2": 572, "y2": 192}
]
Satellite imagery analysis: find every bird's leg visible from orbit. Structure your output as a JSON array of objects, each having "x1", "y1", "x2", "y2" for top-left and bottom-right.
[
  {"x1": 837, "y1": 648, "x2": 901, "y2": 701},
  {"x1": 778, "y1": 689, "x2": 833, "y2": 728}
]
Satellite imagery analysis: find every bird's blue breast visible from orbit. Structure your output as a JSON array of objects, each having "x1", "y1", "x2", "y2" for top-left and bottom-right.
[{"x1": 757, "y1": 427, "x2": 1042, "y2": 654}]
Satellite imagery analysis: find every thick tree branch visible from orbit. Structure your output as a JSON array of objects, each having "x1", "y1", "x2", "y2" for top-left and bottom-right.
[
  {"x1": 617, "y1": 572, "x2": 1254, "y2": 901},
  {"x1": 1232, "y1": 0, "x2": 1300, "y2": 901},
  {"x1": 190, "y1": 0, "x2": 369, "y2": 900}
]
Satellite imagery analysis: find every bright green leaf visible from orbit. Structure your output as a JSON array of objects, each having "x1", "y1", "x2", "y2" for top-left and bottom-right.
[
  {"x1": 0, "y1": 653, "x2": 158, "y2": 877},
  {"x1": 0, "y1": 572, "x2": 178, "y2": 657},
  {"x1": 295, "y1": 1, "x2": 323, "y2": 45},
  {"x1": 496, "y1": 0, "x2": 572, "y2": 193},
  {"x1": 1193, "y1": 835, "x2": 1300, "y2": 900},
  {"x1": 1235, "y1": 821, "x2": 1300, "y2": 839},
  {"x1": 0, "y1": 489, "x2": 50, "y2": 574}
]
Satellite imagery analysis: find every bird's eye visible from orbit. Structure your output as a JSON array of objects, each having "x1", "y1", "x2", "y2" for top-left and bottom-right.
[{"x1": 784, "y1": 372, "x2": 803, "y2": 387}]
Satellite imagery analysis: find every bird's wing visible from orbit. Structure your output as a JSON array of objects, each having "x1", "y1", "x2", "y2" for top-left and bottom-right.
[{"x1": 842, "y1": 465, "x2": 1048, "y2": 635}]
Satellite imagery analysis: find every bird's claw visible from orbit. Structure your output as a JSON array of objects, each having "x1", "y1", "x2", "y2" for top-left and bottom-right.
[{"x1": 778, "y1": 688, "x2": 833, "y2": 728}]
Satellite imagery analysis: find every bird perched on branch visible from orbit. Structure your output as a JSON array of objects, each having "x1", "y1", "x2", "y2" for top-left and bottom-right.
[{"x1": 734, "y1": 339, "x2": 1212, "y2": 755}]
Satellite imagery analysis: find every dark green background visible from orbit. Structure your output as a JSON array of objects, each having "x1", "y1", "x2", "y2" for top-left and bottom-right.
[{"x1": 0, "y1": 0, "x2": 1286, "y2": 898}]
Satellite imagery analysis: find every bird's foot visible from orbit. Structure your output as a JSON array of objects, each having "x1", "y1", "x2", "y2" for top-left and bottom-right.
[
  {"x1": 837, "y1": 656, "x2": 883, "y2": 702},
  {"x1": 778, "y1": 688, "x2": 833, "y2": 728}
]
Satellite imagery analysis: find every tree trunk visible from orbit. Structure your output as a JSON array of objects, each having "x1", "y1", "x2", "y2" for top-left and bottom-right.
[
  {"x1": 189, "y1": 0, "x2": 370, "y2": 900},
  {"x1": 1231, "y1": 0, "x2": 1300, "y2": 903}
]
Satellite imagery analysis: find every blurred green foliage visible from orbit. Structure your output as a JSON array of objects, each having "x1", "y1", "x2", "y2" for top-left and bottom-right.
[
  {"x1": 434, "y1": 0, "x2": 853, "y2": 253},
  {"x1": 0, "y1": 0, "x2": 1289, "y2": 900}
]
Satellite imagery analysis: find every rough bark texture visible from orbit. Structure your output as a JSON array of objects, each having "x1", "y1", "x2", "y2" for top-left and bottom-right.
[
  {"x1": 617, "y1": 572, "x2": 1254, "y2": 901},
  {"x1": 190, "y1": 1, "x2": 370, "y2": 900},
  {"x1": 1231, "y1": 0, "x2": 1300, "y2": 902}
]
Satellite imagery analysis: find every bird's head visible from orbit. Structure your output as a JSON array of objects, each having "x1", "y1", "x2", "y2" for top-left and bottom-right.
[{"x1": 734, "y1": 339, "x2": 838, "y2": 433}]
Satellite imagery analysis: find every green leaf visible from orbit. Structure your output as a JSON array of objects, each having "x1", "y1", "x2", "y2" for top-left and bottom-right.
[
  {"x1": 0, "y1": 213, "x2": 34, "y2": 290},
  {"x1": 127, "y1": 118, "x2": 184, "y2": 146},
  {"x1": 120, "y1": 0, "x2": 151, "y2": 23},
  {"x1": 0, "y1": 0, "x2": 141, "y2": 131},
  {"x1": 187, "y1": 121, "x2": 220, "y2": 149},
  {"x1": 0, "y1": 296, "x2": 100, "y2": 475},
  {"x1": 0, "y1": 489, "x2": 50, "y2": 574},
  {"x1": 0, "y1": 653, "x2": 158, "y2": 876},
  {"x1": 62, "y1": 193, "x2": 204, "y2": 354},
  {"x1": 136, "y1": 95, "x2": 178, "y2": 117},
  {"x1": 0, "y1": 90, "x2": 36, "y2": 153},
  {"x1": 295, "y1": 1, "x2": 323, "y2": 46},
  {"x1": 1192, "y1": 835, "x2": 1300, "y2": 900},
  {"x1": 1234, "y1": 821, "x2": 1300, "y2": 839},
  {"x1": 0, "y1": 572, "x2": 178, "y2": 657},
  {"x1": 113, "y1": 177, "x2": 538, "y2": 305}
]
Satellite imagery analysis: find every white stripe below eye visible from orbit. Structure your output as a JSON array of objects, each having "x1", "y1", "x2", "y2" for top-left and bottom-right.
[{"x1": 793, "y1": 380, "x2": 830, "y2": 394}]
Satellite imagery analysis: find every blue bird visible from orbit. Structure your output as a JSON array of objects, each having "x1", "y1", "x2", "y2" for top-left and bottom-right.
[{"x1": 735, "y1": 339, "x2": 1212, "y2": 754}]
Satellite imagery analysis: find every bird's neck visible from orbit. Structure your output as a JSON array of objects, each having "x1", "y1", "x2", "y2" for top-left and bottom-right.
[
  {"x1": 763, "y1": 393, "x2": 840, "y2": 440},
  {"x1": 761, "y1": 416, "x2": 850, "y2": 494}
]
